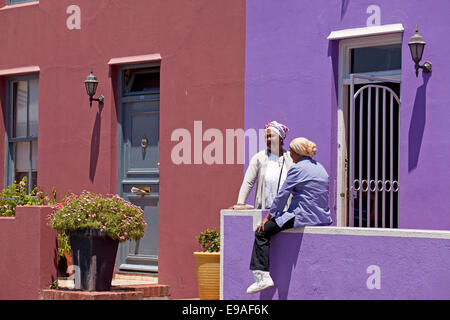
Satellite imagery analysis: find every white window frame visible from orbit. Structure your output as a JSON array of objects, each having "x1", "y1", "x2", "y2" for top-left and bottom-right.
[{"x1": 336, "y1": 31, "x2": 402, "y2": 227}]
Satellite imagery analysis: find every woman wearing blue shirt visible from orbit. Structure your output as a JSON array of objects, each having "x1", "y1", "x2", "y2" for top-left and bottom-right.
[{"x1": 246, "y1": 137, "x2": 332, "y2": 294}]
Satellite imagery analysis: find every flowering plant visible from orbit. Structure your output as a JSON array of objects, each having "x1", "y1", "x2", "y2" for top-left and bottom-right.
[
  {"x1": 0, "y1": 177, "x2": 55, "y2": 217},
  {"x1": 49, "y1": 191, "x2": 147, "y2": 242}
]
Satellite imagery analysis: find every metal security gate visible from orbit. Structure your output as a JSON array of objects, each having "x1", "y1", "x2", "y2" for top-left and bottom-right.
[{"x1": 348, "y1": 74, "x2": 401, "y2": 228}]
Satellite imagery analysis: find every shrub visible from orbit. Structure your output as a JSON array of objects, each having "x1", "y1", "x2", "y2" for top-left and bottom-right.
[
  {"x1": 49, "y1": 191, "x2": 147, "y2": 242},
  {"x1": 57, "y1": 232, "x2": 72, "y2": 259},
  {"x1": 0, "y1": 177, "x2": 55, "y2": 217},
  {"x1": 196, "y1": 228, "x2": 220, "y2": 252}
]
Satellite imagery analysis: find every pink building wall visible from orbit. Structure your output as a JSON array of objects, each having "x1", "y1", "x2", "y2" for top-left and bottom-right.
[
  {"x1": 0, "y1": 0, "x2": 245, "y2": 298},
  {"x1": 0, "y1": 206, "x2": 58, "y2": 300}
]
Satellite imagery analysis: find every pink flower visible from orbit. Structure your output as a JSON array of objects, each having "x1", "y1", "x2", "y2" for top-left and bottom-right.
[{"x1": 120, "y1": 236, "x2": 125, "y2": 240}]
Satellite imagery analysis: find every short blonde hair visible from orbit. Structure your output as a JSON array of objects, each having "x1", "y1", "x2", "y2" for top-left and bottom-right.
[{"x1": 289, "y1": 137, "x2": 317, "y2": 157}]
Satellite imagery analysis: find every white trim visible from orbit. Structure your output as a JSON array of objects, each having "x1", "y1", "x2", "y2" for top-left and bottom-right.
[
  {"x1": 0, "y1": 1, "x2": 39, "y2": 11},
  {"x1": 340, "y1": 33, "x2": 402, "y2": 79},
  {"x1": 342, "y1": 70, "x2": 401, "y2": 85},
  {"x1": 220, "y1": 210, "x2": 225, "y2": 300},
  {"x1": 220, "y1": 209, "x2": 263, "y2": 300},
  {"x1": 327, "y1": 23, "x2": 404, "y2": 40},
  {"x1": 283, "y1": 226, "x2": 450, "y2": 240},
  {"x1": 108, "y1": 54, "x2": 161, "y2": 66},
  {"x1": 0, "y1": 66, "x2": 40, "y2": 77},
  {"x1": 336, "y1": 31, "x2": 402, "y2": 227},
  {"x1": 222, "y1": 210, "x2": 450, "y2": 239}
]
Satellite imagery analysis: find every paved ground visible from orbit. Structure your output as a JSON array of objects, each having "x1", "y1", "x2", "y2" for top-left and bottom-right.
[
  {"x1": 57, "y1": 273, "x2": 201, "y2": 299},
  {"x1": 58, "y1": 273, "x2": 159, "y2": 289}
]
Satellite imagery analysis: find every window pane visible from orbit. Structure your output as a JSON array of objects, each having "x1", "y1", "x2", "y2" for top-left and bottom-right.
[
  {"x1": 130, "y1": 72, "x2": 160, "y2": 92},
  {"x1": 15, "y1": 142, "x2": 29, "y2": 172},
  {"x1": 351, "y1": 44, "x2": 401, "y2": 73},
  {"x1": 13, "y1": 81, "x2": 28, "y2": 138},
  {"x1": 15, "y1": 141, "x2": 37, "y2": 171},
  {"x1": 123, "y1": 67, "x2": 160, "y2": 94},
  {"x1": 32, "y1": 141, "x2": 38, "y2": 170},
  {"x1": 29, "y1": 79, "x2": 39, "y2": 137},
  {"x1": 14, "y1": 171, "x2": 37, "y2": 191}
]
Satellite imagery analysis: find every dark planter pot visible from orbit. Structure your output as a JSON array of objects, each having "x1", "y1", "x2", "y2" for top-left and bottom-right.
[
  {"x1": 67, "y1": 229, "x2": 119, "y2": 291},
  {"x1": 57, "y1": 255, "x2": 68, "y2": 277}
]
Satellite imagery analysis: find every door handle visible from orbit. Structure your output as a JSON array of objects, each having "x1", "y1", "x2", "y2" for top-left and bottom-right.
[
  {"x1": 141, "y1": 137, "x2": 148, "y2": 149},
  {"x1": 131, "y1": 186, "x2": 151, "y2": 195}
]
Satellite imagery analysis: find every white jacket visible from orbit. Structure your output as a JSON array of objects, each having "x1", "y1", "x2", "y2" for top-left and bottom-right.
[{"x1": 237, "y1": 149, "x2": 293, "y2": 209}]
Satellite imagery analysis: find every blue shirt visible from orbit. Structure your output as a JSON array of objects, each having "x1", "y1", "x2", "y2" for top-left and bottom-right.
[{"x1": 269, "y1": 157, "x2": 332, "y2": 228}]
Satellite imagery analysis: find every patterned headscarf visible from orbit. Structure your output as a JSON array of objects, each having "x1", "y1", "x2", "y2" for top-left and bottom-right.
[
  {"x1": 290, "y1": 137, "x2": 317, "y2": 157},
  {"x1": 264, "y1": 121, "x2": 289, "y2": 140}
]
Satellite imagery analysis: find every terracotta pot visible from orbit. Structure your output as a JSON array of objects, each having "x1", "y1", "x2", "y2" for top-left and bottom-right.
[
  {"x1": 193, "y1": 252, "x2": 220, "y2": 300},
  {"x1": 65, "y1": 253, "x2": 74, "y2": 277}
]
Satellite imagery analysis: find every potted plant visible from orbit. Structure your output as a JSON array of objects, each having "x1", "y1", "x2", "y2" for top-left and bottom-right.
[
  {"x1": 194, "y1": 228, "x2": 220, "y2": 300},
  {"x1": 56, "y1": 232, "x2": 73, "y2": 277},
  {"x1": 49, "y1": 191, "x2": 147, "y2": 291}
]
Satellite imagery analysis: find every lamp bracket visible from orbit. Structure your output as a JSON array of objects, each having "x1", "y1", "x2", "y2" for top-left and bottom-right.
[
  {"x1": 420, "y1": 61, "x2": 432, "y2": 73},
  {"x1": 415, "y1": 61, "x2": 432, "y2": 77},
  {"x1": 90, "y1": 95, "x2": 104, "y2": 103}
]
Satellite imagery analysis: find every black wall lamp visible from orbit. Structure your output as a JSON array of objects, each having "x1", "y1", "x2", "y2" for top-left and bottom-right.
[
  {"x1": 84, "y1": 69, "x2": 104, "y2": 106},
  {"x1": 408, "y1": 26, "x2": 432, "y2": 77}
]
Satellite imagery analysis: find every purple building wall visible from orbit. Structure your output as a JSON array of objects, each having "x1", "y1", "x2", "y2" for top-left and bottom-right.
[
  {"x1": 244, "y1": 0, "x2": 450, "y2": 230},
  {"x1": 221, "y1": 210, "x2": 450, "y2": 300}
]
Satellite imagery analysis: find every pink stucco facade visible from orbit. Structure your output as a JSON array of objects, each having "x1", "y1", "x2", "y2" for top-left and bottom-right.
[
  {"x1": 0, "y1": 206, "x2": 58, "y2": 300},
  {"x1": 0, "y1": 0, "x2": 245, "y2": 299}
]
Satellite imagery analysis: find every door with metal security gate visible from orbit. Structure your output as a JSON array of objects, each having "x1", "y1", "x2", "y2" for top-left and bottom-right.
[{"x1": 347, "y1": 74, "x2": 401, "y2": 228}]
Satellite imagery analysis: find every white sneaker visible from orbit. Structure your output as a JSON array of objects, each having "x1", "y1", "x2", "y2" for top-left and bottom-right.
[{"x1": 246, "y1": 270, "x2": 274, "y2": 294}]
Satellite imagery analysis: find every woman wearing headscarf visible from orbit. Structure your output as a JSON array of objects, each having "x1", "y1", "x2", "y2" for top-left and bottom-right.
[
  {"x1": 246, "y1": 137, "x2": 332, "y2": 294},
  {"x1": 232, "y1": 121, "x2": 293, "y2": 210}
]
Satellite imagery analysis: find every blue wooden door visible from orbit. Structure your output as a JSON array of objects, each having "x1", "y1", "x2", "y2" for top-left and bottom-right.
[{"x1": 117, "y1": 66, "x2": 160, "y2": 273}]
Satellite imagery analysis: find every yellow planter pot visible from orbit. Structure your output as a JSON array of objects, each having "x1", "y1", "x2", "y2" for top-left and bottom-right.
[{"x1": 193, "y1": 252, "x2": 220, "y2": 300}]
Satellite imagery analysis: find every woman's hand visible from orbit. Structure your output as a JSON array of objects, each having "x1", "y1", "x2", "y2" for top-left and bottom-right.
[
  {"x1": 255, "y1": 215, "x2": 271, "y2": 232},
  {"x1": 228, "y1": 204, "x2": 255, "y2": 210}
]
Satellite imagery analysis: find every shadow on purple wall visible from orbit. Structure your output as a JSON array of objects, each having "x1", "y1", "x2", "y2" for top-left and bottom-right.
[
  {"x1": 259, "y1": 233, "x2": 304, "y2": 300},
  {"x1": 328, "y1": 40, "x2": 339, "y2": 224},
  {"x1": 340, "y1": 0, "x2": 350, "y2": 20},
  {"x1": 408, "y1": 73, "x2": 431, "y2": 172}
]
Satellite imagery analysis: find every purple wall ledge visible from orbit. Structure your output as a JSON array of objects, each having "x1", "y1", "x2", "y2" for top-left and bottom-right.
[{"x1": 220, "y1": 209, "x2": 450, "y2": 300}]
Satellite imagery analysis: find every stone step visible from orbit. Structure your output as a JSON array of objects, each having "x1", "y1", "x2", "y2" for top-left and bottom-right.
[
  {"x1": 40, "y1": 289, "x2": 143, "y2": 300},
  {"x1": 112, "y1": 284, "x2": 171, "y2": 300},
  {"x1": 114, "y1": 272, "x2": 158, "y2": 281},
  {"x1": 40, "y1": 284, "x2": 171, "y2": 300}
]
